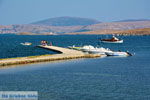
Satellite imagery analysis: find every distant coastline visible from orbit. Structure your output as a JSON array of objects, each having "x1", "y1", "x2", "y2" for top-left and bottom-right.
[
  {"x1": 12, "y1": 28, "x2": 150, "y2": 35},
  {"x1": 66, "y1": 28, "x2": 150, "y2": 35},
  {"x1": 0, "y1": 17, "x2": 150, "y2": 35}
]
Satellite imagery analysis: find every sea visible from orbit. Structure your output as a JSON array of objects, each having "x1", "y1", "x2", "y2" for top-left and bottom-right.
[{"x1": 0, "y1": 34, "x2": 150, "y2": 100}]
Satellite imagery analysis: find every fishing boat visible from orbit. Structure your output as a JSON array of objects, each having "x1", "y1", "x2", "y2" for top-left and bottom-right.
[
  {"x1": 100, "y1": 36, "x2": 123, "y2": 43},
  {"x1": 105, "y1": 51, "x2": 132, "y2": 56},
  {"x1": 20, "y1": 42, "x2": 32, "y2": 46}
]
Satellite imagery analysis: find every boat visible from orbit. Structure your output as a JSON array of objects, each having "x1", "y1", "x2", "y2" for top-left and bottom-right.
[
  {"x1": 80, "y1": 45, "x2": 113, "y2": 55},
  {"x1": 68, "y1": 45, "x2": 82, "y2": 50},
  {"x1": 20, "y1": 42, "x2": 32, "y2": 45},
  {"x1": 80, "y1": 45, "x2": 95, "y2": 52},
  {"x1": 105, "y1": 51, "x2": 132, "y2": 56},
  {"x1": 88, "y1": 47, "x2": 113, "y2": 54},
  {"x1": 100, "y1": 36, "x2": 123, "y2": 43}
]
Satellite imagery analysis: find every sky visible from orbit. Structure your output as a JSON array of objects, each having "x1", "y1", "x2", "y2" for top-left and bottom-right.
[{"x1": 0, "y1": 0, "x2": 149, "y2": 25}]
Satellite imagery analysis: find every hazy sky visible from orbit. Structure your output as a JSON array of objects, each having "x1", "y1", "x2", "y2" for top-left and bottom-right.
[{"x1": 0, "y1": 0, "x2": 149, "y2": 25}]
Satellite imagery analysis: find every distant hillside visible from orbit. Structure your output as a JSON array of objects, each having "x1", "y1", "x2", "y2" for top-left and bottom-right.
[
  {"x1": 115, "y1": 19, "x2": 150, "y2": 22},
  {"x1": 86, "y1": 21, "x2": 150, "y2": 30},
  {"x1": 31, "y1": 16, "x2": 100, "y2": 26},
  {"x1": 0, "y1": 18, "x2": 150, "y2": 35},
  {"x1": 0, "y1": 24, "x2": 84, "y2": 34},
  {"x1": 66, "y1": 28, "x2": 150, "y2": 35}
]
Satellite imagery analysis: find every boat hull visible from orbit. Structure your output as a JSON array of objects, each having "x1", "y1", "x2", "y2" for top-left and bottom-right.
[
  {"x1": 105, "y1": 52, "x2": 129, "y2": 56},
  {"x1": 88, "y1": 50, "x2": 106, "y2": 54},
  {"x1": 101, "y1": 40, "x2": 123, "y2": 43},
  {"x1": 20, "y1": 42, "x2": 32, "y2": 45},
  {"x1": 68, "y1": 46, "x2": 82, "y2": 50}
]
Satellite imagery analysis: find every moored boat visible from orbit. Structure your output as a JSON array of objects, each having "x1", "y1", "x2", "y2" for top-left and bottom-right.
[
  {"x1": 20, "y1": 42, "x2": 32, "y2": 45},
  {"x1": 88, "y1": 47, "x2": 113, "y2": 54},
  {"x1": 80, "y1": 45, "x2": 113, "y2": 55},
  {"x1": 68, "y1": 45, "x2": 82, "y2": 50},
  {"x1": 105, "y1": 51, "x2": 132, "y2": 56},
  {"x1": 80, "y1": 45, "x2": 95, "y2": 52},
  {"x1": 100, "y1": 36, "x2": 123, "y2": 43}
]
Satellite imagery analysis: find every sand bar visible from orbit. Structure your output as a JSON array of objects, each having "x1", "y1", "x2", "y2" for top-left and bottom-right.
[{"x1": 0, "y1": 45, "x2": 101, "y2": 67}]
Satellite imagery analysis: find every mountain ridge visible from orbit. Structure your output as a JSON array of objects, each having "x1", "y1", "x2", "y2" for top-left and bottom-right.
[
  {"x1": 0, "y1": 17, "x2": 150, "y2": 35},
  {"x1": 31, "y1": 16, "x2": 100, "y2": 26}
]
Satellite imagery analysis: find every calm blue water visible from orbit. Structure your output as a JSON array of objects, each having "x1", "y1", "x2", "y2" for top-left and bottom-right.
[{"x1": 0, "y1": 35, "x2": 150, "y2": 100}]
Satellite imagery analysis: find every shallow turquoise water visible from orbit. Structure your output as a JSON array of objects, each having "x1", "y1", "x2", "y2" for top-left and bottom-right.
[{"x1": 0, "y1": 35, "x2": 150, "y2": 100}]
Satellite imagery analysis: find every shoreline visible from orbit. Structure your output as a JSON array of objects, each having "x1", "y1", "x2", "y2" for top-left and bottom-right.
[
  {"x1": 64, "y1": 33, "x2": 150, "y2": 36},
  {"x1": 1, "y1": 33, "x2": 150, "y2": 36}
]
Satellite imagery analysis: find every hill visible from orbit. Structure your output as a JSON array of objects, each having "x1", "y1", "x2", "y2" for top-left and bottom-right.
[
  {"x1": 114, "y1": 19, "x2": 150, "y2": 22},
  {"x1": 66, "y1": 28, "x2": 150, "y2": 35},
  {"x1": 31, "y1": 16, "x2": 100, "y2": 26},
  {"x1": 0, "y1": 17, "x2": 150, "y2": 35},
  {"x1": 85, "y1": 21, "x2": 150, "y2": 30}
]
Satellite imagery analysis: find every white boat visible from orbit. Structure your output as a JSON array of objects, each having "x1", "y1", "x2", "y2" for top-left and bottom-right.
[
  {"x1": 80, "y1": 45, "x2": 112, "y2": 55},
  {"x1": 105, "y1": 51, "x2": 132, "y2": 56},
  {"x1": 100, "y1": 36, "x2": 123, "y2": 43},
  {"x1": 88, "y1": 47, "x2": 113, "y2": 54},
  {"x1": 20, "y1": 42, "x2": 32, "y2": 45},
  {"x1": 80, "y1": 45, "x2": 95, "y2": 52}
]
